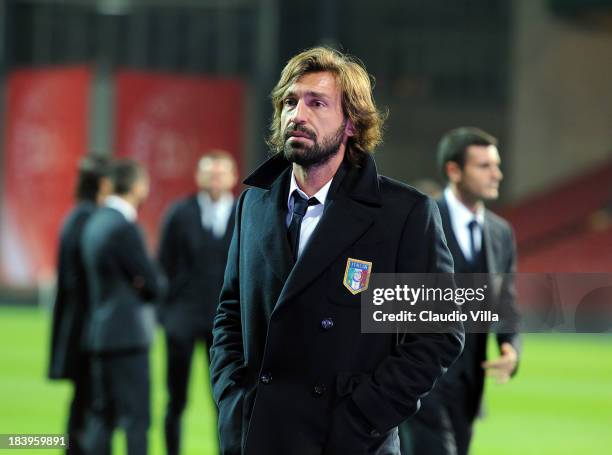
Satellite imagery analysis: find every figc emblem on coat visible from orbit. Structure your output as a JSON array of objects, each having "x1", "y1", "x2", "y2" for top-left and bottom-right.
[{"x1": 343, "y1": 258, "x2": 373, "y2": 295}]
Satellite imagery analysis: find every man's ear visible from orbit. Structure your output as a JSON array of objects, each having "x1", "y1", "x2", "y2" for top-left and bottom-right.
[
  {"x1": 345, "y1": 118, "x2": 356, "y2": 137},
  {"x1": 446, "y1": 161, "x2": 463, "y2": 184}
]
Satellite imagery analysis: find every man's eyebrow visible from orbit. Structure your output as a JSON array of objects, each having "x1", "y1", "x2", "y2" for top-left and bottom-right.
[
  {"x1": 306, "y1": 90, "x2": 331, "y2": 100},
  {"x1": 283, "y1": 90, "x2": 331, "y2": 100}
]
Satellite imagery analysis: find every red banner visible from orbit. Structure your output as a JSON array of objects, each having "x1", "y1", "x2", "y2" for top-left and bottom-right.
[
  {"x1": 114, "y1": 71, "x2": 245, "y2": 249},
  {"x1": 0, "y1": 67, "x2": 91, "y2": 287}
]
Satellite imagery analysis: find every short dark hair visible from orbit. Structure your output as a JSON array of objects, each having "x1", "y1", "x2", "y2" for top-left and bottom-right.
[
  {"x1": 110, "y1": 159, "x2": 145, "y2": 195},
  {"x1": 437, "y1": 127, "x2": 498, "y2": 180},
  {"x1": 75, "y1": 155, "x2": 111, "y2": 202}
]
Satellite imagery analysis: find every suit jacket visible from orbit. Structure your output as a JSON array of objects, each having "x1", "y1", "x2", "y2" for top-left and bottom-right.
[
  {"x1": 430, "y1": 197, "x2": 521, "y2": 420},
  {"x1": 48, "y1": 201, "x2": 96, "y2": 380},
  {"x1": 210, "y1": 154, "x2": 465, "y2": 455},
  {"x1": 158, "y1": 194, "x2": 235, "y2": 337},
  {"x1": 82, "y1": 206, "x2": 161, "y2": 353}
]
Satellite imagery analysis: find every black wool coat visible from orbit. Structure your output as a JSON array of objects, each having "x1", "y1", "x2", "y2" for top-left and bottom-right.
[{"x1": 210, "y1": 154, "x2": 465, "y2": 455}]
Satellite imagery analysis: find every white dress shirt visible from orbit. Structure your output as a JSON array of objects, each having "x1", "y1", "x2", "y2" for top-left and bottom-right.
[
  {"x1": 444, "y1": 187, "x2": 485, "y2": 261},
  {"x1": 286, "y1": 172, "x2": 333, "y2": 259},
  {"x1": 105, "y1": 195, "x2": 137, "y2": 222},
  {"x1": 197, "y1": 191, "x2": 235, "y2": 238}
]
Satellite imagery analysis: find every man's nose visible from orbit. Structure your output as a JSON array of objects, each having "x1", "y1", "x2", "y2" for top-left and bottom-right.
[
  {"x1": 493, "y1": 166, "x2": 503, "y2": 181},
  {"x1": 289, "y1": 99, "x2": 308, "y2": 124}
]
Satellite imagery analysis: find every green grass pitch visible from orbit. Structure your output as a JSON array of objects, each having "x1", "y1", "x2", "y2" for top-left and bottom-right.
[{"x1": 0, "y1": 306, "x2": 610, "y2": 454}]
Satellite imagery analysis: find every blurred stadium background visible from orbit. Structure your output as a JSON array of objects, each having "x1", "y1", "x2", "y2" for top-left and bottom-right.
[{"x1": 0, "y1": 0, "x2": 611, "y2": 454}]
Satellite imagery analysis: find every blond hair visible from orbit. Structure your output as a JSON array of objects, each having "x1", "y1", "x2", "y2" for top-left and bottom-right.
[
  {"x1": 268, "y1": 47, "x2": 386, "y2": 165},
  {"x1": 198, "y1": 149, "x2": 237, "y2": 169}
]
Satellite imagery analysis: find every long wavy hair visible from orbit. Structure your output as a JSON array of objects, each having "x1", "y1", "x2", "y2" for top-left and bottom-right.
[{"x1": 268, "y1": 47, "x2": 386, "y2": 166}]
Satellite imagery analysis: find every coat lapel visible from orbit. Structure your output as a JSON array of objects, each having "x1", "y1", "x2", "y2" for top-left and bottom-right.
[
  {"x1": 275, "y1": 194, "x2": 377, "y2": 311},
  {"x1": 437, "y1": 198, "x2": 470, "y2": 271},
  {"x1": 273, "y1": 157, "x2": 382, "y2": 313},
  {"x1": 243, "y1": 153, "x2": 383, "y2": 314},
  {"x1": 189, "y1": 195, "x2": 205, "y2": 238},
  {"x1": 248, "y1": 165, "x2": 294, "y2": 285}
]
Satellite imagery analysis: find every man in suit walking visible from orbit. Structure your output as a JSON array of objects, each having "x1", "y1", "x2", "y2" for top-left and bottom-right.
[
  {"x1": 209, "y1": 47, "x2": 464, "y2": 455},
  {"x1": 48, "y1": 155, "x2": 112, "y2": 455},
  {"x1": 399, "y1": 127, "x2": 521, "y2": 455},
  {"x1": 82, "y1": 159, "x2": 161, "y2": 455},
  {"x1": 158, "y1": 150, "x2": 238, "y2": 455}
]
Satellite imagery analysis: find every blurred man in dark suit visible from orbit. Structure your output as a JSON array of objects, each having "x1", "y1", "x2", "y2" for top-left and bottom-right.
[
  {"x1": 48, "y1": 155, "x2": 112, "y2": 455},
  {"x1": 400, "y1": 127, "x2": 521, "y2": 455},
  {"x1": 82, "y1": 159, "x2": 161, "y2": 455},
  {"x1": 158, "y1": 150, "x2": 238, "y2": 455}
]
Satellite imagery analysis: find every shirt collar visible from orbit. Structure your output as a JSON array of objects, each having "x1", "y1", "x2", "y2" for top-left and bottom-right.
[
  {"x1": 287, "y1": 171, "x2": 333, "y2": 208},
  {"x1": 444, "y1": 187, "x2": 485, "y2": 227},
  {"x1": 197, "y1": 191, "x2": 234, "y2": 208},
  {"x1": 105, "y1": 195, "x2": 137, "y2": 222}
]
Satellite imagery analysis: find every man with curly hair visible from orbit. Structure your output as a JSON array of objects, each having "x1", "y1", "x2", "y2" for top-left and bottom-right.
[{"x1": 210, "y1": 47, "x2": 464, "y2": 455}]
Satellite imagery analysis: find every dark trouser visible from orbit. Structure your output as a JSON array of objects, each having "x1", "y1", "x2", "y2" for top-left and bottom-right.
[
  {"x1": 66, "y1": 354, "x2": 91, "y2": 455},
  {"x1": 399, "y1": 392, "x2": 474, "y2": 455},
  {"x1": 85, "y1": 350, "x2": 150, "y2": 455},
  {"x1": 164, "y1": 331, "x2": 215, "y2": 455}
]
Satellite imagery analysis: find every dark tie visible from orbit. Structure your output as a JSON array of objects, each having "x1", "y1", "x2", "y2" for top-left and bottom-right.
[
  {"x1": 467, "y1": 219, "x2": 480, "y2": 263},
  {"x1": 287, "y1": 190, "x2": 320, "y2": 261}
]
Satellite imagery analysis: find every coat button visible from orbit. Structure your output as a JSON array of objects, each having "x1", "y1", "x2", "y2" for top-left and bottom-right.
[
  {"x1": 369, "y1": 428, "x2": 381, "y2": 437},
  {"x1": 320, "y1": 318, "x2": 334, "y2": 330},
  {"x1": 260, "y1": 373, "x2": 272, "y2": 384},
  {"x1": 313, "y1": 383, "x2": 327, "y2": 397}
]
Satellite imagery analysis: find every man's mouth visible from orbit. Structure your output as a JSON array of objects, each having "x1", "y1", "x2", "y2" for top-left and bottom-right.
[
  {"x1": 288, "y1": 131, "x2": 312, "y2": 139},
  {"x1": 285, "y1": 126, "x2": 315, "y2": 141}
]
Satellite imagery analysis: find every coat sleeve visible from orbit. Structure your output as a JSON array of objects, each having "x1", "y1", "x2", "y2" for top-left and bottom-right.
[
  {"x1": 157, "y1": 203, "x2": 183, "y2": 308},
  {"x1": 329, "y1": 196, "x2": 465, "y2": 443},
  {"x1": 209, "y1": 190, "x2": 249, "y2": 455},
  {"x1": 48, "y1": 224, "x2": 71, "y2": 379},
  {"x1": 116, "y1": 223, "x2": 162, "y2": 302},
  {"x1": 210, "y1": 189, "x2": 249, "y2": 405},
  {"x1": 158, "y1": 203, "x2": 182, "y2": 284},
  {"x1": 496, "y1": 224, "x2": 522, "y2": 374}
]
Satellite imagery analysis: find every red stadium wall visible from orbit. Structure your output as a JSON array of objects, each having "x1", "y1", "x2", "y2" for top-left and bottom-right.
[
  {"x1": 0, "y1": 67, "x2": 91, "y2": 288},
  {"x1": 114, "y1": 71, "x2": 245, "y2": 250},
  {"x1": 501, "y1": 159, "x2": 612, "y2": 273}
]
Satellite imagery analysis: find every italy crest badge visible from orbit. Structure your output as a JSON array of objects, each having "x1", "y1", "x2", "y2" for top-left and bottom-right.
[{"x1": 343, "y1": 258, "x2": 373, "y2": 295}]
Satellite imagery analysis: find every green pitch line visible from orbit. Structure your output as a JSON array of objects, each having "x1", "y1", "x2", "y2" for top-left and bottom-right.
[{"x1": 0, "y1": 306, "x2": 611, "y2": 455}]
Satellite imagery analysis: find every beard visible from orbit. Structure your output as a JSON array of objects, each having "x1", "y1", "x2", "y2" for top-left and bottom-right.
[{"x1": 283, "y1": 121, "x2": 346, "y2": 169}]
